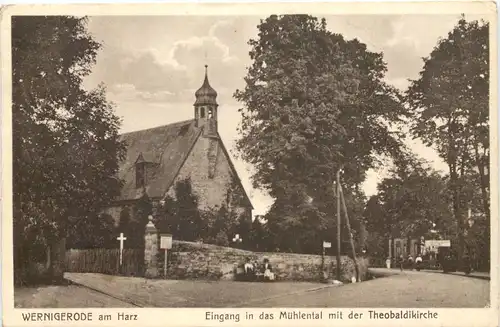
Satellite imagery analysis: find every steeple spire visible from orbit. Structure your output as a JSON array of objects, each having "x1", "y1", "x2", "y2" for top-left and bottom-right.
[
  {"x1": 194, "y1": 64, "x2": 219, "y2": 135},
  {"x1": 195, "y1": 64, "x2": 218, "y2": 106}
]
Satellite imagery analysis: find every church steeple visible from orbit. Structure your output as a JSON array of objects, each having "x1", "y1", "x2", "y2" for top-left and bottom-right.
[
  {"x1": 194, "y1": 65, "x2": 218, "y2": 136},
  {"x1": 195, "y1": 65, "x2": 218, "y2": 106}
]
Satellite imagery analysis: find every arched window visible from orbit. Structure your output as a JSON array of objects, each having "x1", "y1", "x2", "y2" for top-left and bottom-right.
[
  {"x1": 208, "y1": 108, "x2": 213, "y2": 119},
  {"x1": 200, "y1": 107, "x2": 205, "y2": 118}
]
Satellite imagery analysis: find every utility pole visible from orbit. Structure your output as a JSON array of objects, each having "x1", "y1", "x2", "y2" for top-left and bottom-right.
[
  {"x1": 339, "y1": 184, "x2": 360, "y2": 282},
  {"x1": 336, "y1": 168, "x2": 342, "y2": 281}
]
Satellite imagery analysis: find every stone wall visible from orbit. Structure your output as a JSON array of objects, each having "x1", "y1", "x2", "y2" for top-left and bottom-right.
[
  {"x1": 160, "y1": 241, "x2": 369, "y2": 283},
  {"x1": 168, "y1": 135, "x2": 251, "y2": 218},
  {"x1": 168, "y1": 136, "x2": 231, "y2": 210}
]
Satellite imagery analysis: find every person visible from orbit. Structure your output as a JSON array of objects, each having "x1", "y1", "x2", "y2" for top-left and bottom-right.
[
  {"x1": 407, "y1": 255, "x2": 414, "y2": 270},
  {"x1": 399, "y1": 255, "x2": 404, "y2": 271},
  {"x1": 262, "y1": 257, "x2": 275, "y2": 281},
  {"x1": 463, "y1": 253, "x2": 471, "y2": 275},
  {"x1": 415, "y1": 254, "x2": 423, "y2": 271},
  {"x1": 244, "y1": 257, "x2": 255, "y2": 280}
]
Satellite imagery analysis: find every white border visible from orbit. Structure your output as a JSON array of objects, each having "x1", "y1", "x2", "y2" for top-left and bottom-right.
[{"x1": 1, "y1": 3, "x2": 498, "y2": 327}]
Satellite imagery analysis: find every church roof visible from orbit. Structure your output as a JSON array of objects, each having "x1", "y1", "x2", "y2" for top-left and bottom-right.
[
  {"x1": 117, "y1": 120, "x2": 201, "y2": 201},
  {"x1": 116, "y1": 120, "x2": 253, "y2": 209}
]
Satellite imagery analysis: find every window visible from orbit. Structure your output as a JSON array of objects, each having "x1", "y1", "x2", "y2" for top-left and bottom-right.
[
  {"x1": 136, "y1": 163, "x2": 145, "y2": 188},
  {"x1": 200, "y1": 107, "x2": 205, "y2": 118},
  {"x1": 208, "y1": 108, "x2": 213, "y2": 119}
]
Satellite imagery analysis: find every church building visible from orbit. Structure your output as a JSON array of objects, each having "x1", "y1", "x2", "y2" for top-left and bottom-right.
[{"x1": 102, "y1": 66, "x2": 253, "y2": 230}]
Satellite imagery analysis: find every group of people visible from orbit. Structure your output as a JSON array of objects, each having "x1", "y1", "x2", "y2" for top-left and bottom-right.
[
  {"x1": 398, "y1": 254, "x2": 423, "y2": 271},
  {"x1": 240, "y1": 256, "x2": 275, "y2": 282}
]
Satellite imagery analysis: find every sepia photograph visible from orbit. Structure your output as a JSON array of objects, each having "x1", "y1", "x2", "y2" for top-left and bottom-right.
[{"x1": 3, "y1": 3, "x2": 495, "y2": 318}]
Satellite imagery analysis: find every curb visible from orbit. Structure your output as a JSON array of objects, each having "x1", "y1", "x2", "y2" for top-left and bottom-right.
[
  {"x1": 368, "y1": 269, "x2": 400, "y2": 279},
  {"x1": 372, "y1": 269, "x2": 490, "y2": 281},
  {"x1": 446, "y1": 273, "x2": 490, "y2": 281},
  {"x1": 419, "y1": 269, "x2": 490, "y2": 281},
  {"x1": 233, "y1": 283, "x2": 341, "y2": 308},
  {"x1": 64, "y1": 277, "x2": 145, "y2": 308}
]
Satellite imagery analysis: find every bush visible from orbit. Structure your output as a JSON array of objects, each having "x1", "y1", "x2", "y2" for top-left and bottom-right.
[{"x1": 215, "y1": 231, "x2": 229, "y2": 246}]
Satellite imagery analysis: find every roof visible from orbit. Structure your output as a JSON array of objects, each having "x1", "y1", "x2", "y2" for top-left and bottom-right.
[
  {"x1": 116, "y1": 120, "x2": 253, "y2": 209},
  {"x1": 117, "y1": 120, "x2": 201, "y2": 201}
]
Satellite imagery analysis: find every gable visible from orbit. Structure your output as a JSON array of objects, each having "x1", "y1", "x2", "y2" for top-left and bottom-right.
[
  {"x1": 166, "y1": 133, "x2": 253, "y2": 210},
  {"x1": 117, "y1": 120, "x2": 202, "y2": 201},
  {"x1": 217, "y1": 138, "x2": 253, "y2": 209}
]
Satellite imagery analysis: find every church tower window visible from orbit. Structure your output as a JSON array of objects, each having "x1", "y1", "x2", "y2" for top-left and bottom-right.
[{"x1": 200, "y1": 107, "x2": 205, "y2": 118}]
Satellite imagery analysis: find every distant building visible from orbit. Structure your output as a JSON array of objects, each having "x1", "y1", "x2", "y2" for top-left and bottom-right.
[{"x1": 389, "y1": 238, "x2": 422, "y2": 259}]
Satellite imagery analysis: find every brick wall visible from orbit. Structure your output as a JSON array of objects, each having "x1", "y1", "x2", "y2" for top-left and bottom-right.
[{"x1": 161, "y1": 241, "x2": 369, "y2": 283}]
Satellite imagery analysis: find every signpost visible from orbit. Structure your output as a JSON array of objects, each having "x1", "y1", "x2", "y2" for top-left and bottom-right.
[
  {"x1": 116, "y1": 233, "x2": 127, "y2": 268},
  {"x1": 321, "y1": 241, "x2": 331, "y2": 279},
  {"x1": 160, "y1": 234, "x2": 173, "y2": 278}
]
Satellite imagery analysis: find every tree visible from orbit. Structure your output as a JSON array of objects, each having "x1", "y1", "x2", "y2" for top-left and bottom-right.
[
  {"x1": 67, "y1": 213, "x2": 115, "y2": 249},
  {"x1": 12, "y1": 16, "x2": 125, "y2": 280},
  {"x1": 234, "y1": 15, "x2": 405, "y2": 253},
  {"x1": 157, "y1": 178, "x2": 204, "y2": 242},
  {"x1": 363, "y1": 195, "x2": 386, "y2": 237},
  {"x1": 406, "y1": 17, "x2": 489, "y2": 260},
  {"x1": 374, "y1": 152, "x2": 454, "y2": 242}
]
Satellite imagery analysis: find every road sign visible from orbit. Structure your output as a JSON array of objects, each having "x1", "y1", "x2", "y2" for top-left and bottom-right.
[
  {"x1": 160, "y1": 234, "x2": 173, "y2": 249},
  {"x1": 323, "y1": 241, "x2": 332, "y2": 248}
]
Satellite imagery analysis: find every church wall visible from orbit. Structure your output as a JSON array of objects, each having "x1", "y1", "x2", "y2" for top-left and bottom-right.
[
  {"x1": 167, "y1": 136, "x2": 250, "y2": 220},
  {"x1": 102, "y1": 205, "x2": 122, "y2": 227},
  {"x1": 101, "y1": 203, "x2": 136, "y2": 228}
]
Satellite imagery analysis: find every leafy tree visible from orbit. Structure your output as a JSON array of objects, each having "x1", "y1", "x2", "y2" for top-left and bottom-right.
[
  {"x1": 118, "y1": 206, "x2": 132, "y2": 233},
  {"x1": 406, "y1": 17, "x2": 489, "y2": 260},
  {"x1": 363, "y1": 195, "x2": 386, "y2": 237},
  {"x1": 12, "y1": 16, "x2": 125, "y2": 279},
  {"x1": 234, "y1": 15, "x2": 405, "y2": 253},
  {"x1": 247, "y1": 218, "x2": 272, "y2": 251},
  {"x1": 157, "y1": 178, "x2": 204, "y2": 241},
  {"x1": 67, "y1": 213, "x2": 115, "y2": 249},
  {"x1": 214, "y1": 231, "x2": 230, "y2": 247},
  {"x1": 374, "y1": 153, "x2": 454, "y2": 242},
  {"x1": 125, "y1": 194, "x2": 152, "y2": 249}
]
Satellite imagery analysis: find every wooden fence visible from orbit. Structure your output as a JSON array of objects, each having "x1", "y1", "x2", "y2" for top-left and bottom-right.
[{"x1": 65, "y1": 248, "x2": 144, "y2": 277}]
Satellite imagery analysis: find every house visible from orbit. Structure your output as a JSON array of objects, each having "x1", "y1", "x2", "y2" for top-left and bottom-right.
[{"x1": 102, "y1": 66, "x2": 253, "y2": 233}]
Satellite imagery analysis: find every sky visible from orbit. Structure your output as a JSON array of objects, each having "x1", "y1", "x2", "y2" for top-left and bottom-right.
[{"x1": 83, "y1": 13, "x2": 489, "y2": 215}]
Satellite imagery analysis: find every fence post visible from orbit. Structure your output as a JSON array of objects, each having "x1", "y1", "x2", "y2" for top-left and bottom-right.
[
  {"x1": 144, "y1": 215, "x2": 159, "y2": 278},
  {"x1": 49, "y1": 237, "x2": 66, "y2": 284}
]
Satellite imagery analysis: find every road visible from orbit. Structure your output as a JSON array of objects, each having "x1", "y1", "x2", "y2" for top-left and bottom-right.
[
  {"x1": 15, "y1": 285, "x2": 135, "y2": 308},
  {"x1": 16, "y1": 269, "x2": 489, "y2": 308},
  {"x1": 244, "y1": 269, "x2": 490, "y2": 308}
]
